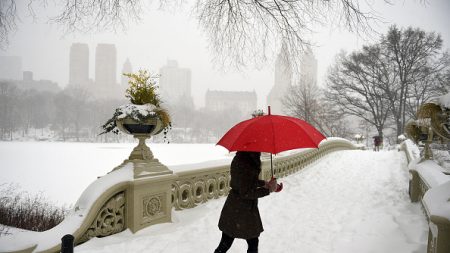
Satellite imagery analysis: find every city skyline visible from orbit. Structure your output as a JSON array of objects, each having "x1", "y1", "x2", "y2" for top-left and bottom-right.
[{"x1": 1, "y1": 0, "x2": 449, "y2": 109}]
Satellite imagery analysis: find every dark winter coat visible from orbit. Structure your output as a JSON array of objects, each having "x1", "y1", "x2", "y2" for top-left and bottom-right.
[{"x1": 218, "y1": 152, "x2": 270, "y2": 239}]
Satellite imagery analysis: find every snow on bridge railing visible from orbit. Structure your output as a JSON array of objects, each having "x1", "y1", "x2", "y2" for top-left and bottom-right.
[
  {"x1": 400, "y1": 140, "x2": 450, "y2": 253},
  {"x1": 0, "y1": 138, "x2": 360, "y2": 253},
  {"x1": 170, "y1": 137, "x2": 361, "y2": 210}
]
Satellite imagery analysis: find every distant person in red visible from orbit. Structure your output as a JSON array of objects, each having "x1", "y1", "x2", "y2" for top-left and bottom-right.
[
  {"x1": 214, "y1": 151, "x2": 281, "y2": 253},
  {"x1": 373, "y1": 136, "x2": 381, "y2": 151}
]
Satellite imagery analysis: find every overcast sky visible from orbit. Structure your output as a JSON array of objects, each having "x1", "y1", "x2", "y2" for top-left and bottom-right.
[{"x1": 1, "y1": 0, "x2": 449, "y2": 108}]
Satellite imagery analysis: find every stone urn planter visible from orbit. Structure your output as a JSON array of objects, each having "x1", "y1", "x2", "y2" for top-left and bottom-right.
[
  {"x1": 116, "y1": 116, "x2": 163, "y2": 161},
  {"x1": 97, "y1": 70, "x2": 176, "y2": 233},
  {"x1": 100, "y1": 69, "x2": 173, "y2": 178},
  {"x1": 108, "y1": 105, "x2": 172, "y2": 178}
]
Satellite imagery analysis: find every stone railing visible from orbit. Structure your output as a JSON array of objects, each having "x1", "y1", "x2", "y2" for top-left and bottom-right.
[
  {"x1": 0, "y1": 138, "x2": 359, "y2": 253},
  {"x1": 261, "y1": 138, "x2": 361, "y2": 180},
  {"x1": 171, "y1": 138, "x2": 360, "y2": 210},
  {"x1": 400, "y1": 140, "x2": 450, "y2": 253},
  {"x1": 171, "y1": 162, "x2": 231, "y2": 210}
]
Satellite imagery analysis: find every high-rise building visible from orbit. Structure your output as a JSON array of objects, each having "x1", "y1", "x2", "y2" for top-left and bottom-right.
[
  {"x1": 159, "y1": 60, "x2": 192, "y2": 106},
  {"x1": 69, "y1": 43, "x2": 89, "y2": 86},
  {"x1": 205, "y1": 90, "x2": 257, "y2": 116},
  {"x1": 267, "y1": 44, "x2": 292, "y2": 115},
  {"x1": 23, "y1": 71, "x2": 33, "y2": 82},
  {"x1": 299, "y1": 46, "x2": 318, "y2": 86},
  {"x1": 95, "y1": 43, "x2": 117, "y2": 87},
  {"x1": 0, "y1": 56, "x2": 22, "y2": 80},
  {"x1": 121, "y1": 58, "x2": 133, "y2": 87}
]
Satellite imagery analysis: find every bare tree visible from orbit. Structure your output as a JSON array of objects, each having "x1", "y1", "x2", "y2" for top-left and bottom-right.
[
  {"x1": 436, "y1": 68, "x2": 450, "y2": 93},
  {"x1": 404, "y1": 72, "x2": 444, "y2": 120},
  {"x1": 282, "y1": 80, "x2": 350, "y2": 137},
  {"x1": 53, "y1": 91, "x2": 72, "y2": 141},
  {"x1": 282, "y1": 82, "x2": 321, "y2": 125},
  {"x1": 325, "y1": 26, "x2": 448, "y2": 141},
  {"x1": 325, "y1": 48, "x2": 391, "y2": 139},
  {"x1": 0, "y1": 0, "x2": 16, "y2": 49},
  {"x1": 0, "y1": 82, "x2": 19, "y2": 140},
  {"x1": 381, "y1": 26, "x2": 448, "y2": 138},
  {"x1": 195, "y1": 0, "x2": 377, "y2": 70},
  {"x1": 65, "y1": 87, "x2": 90, "y2": 141},
  {"x1": 1, "y1": 0, "x2": 380, "y2": 70}
]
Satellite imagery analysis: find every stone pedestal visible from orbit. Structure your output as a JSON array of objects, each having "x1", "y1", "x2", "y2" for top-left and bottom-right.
[
  {"x1": 113, "y1": 115, "x2": 177, "y2": 233},
  {"x1": 115, "y1": 138, "x2": 175, "y2": 233},
  {"x1": 126, "y1": 172, "x2": 176, "y2": 233}
]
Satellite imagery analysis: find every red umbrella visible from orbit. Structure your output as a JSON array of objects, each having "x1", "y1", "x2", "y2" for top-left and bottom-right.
[{"x1": 217, "y1": 107, "x2": 326, "y2": 178}]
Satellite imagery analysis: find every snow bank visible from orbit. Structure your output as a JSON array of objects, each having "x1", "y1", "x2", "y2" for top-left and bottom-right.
[
  {"x1": 423, "y1": 181, "x2": 450, "y2": 221},
  {"x1": 437, "y1": 92, "x2": 450, "y2": 108},
  {"x1": 415, "y1": 160, "x2": 450, "y2": 188},
  {"x1": 0, "y1": 163, "x2": 134, "y2": 252},
  {"x1": 401, "y1": 139, "x2": 421, "y2": 163}
]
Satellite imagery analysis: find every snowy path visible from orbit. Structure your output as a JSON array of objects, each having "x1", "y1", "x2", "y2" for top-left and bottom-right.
[{"x1": 76, "y1": 150, "x2": 428, "y2": 253}]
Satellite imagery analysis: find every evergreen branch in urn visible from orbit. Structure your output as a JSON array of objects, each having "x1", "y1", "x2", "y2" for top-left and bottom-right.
[{"x1": 100, "y1": 70, "x2": 171, "y2": 138}]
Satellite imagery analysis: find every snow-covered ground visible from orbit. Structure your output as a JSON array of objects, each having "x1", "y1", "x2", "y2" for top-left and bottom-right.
[
  {"x1": 0, "y1": 142, "x2": 428, "y2": 252},
  {"x1": 0, "y1": 142, "x2": 232, "y2": 206},
  {"x1": 74, "y1": 150, "x2": 426, "y2": 253}
]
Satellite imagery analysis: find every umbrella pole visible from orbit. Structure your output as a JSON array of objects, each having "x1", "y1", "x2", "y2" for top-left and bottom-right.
[{"x1": 270, "y1": 153, "x2": 274, "y2": 179}]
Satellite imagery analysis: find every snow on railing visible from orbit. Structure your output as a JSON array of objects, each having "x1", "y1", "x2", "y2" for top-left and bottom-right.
[
  {"x1": 400, "y1": 140, "x2": 450, "y2": 253},
  {"x1": 170, "y1": 138, "x2": 360, "y2": 210}
]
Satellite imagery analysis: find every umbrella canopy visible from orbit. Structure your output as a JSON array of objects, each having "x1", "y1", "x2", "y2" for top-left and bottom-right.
[{"x1": 217, "y1": 114, "x2": 326, "y2": 155}]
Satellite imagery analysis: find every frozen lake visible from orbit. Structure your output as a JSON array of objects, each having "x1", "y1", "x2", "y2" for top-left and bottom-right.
[{"x1": 0, "y1": 142, "x2": 232, "y2": 206}]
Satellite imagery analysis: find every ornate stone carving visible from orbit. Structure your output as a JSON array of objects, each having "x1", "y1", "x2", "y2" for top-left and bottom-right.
[
  {"x1": 144, "y1": 196, "x2": 162, "y2": 216},
  {"x1": 171, "y1": 172, "x2": 231, "y2": 210},
  {"x1": 79, "y1": 192, "x2": 126, "y2": 243},
  {"x1": 142, "y1": 194, "x2": 165, "y2": 223}
]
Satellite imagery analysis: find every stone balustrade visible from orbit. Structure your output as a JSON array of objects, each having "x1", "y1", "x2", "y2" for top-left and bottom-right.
[
  {"x1": 401, "y1": 140, "x2": 450, "y2": 253},
  {"x1": 171, "y1": 138, "x2": 360, "y2": 210}
]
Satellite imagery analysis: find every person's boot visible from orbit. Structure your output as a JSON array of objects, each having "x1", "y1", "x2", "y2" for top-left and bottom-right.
[{"x1": 214, "y1": 243, "x2": 229, "y2": 253}]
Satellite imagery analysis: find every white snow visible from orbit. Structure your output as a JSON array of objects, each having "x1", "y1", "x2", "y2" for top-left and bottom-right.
[
  {"x1": 0, "y1": 142, "x2": 231, "y2": 206},
  {"x1": 415, "y1": 160, "x2": 450, "y2": 188},
  {"x1": 437, "y1": 92, "x2": 450, "y2": 108},
  {"x1": 116, "y1": 104, "x2": 158, "y2": 119},
  {"x1": 0, "y1": 163, "x2": 134, "y2": 252},
  {"x1": 0, "y1": 142, "x2": 429, "y2": 252},
  {"x1": 423, "y1": 181, "x2": 450, "y2": 221},
  {"x1": 76, "y1": 150, "x2": 426, "y2": 253}
]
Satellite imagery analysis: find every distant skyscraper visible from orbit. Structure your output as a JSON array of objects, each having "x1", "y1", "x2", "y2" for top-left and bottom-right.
[
  {"x1": 0, "y1": 56, "x2": 22, "y2": 80},
  {"x1": 159, "y1": 60, "x2": 192, "y2": 106},
  {"x1": 299, "y1": 46, "x2": 318, "y2": 86},
  {"x1": 69, "y1": 43, "x2": 89, "y2": 86},
  {"x1": 95, "y1": 43, "x2": 117, "y2": 87},
  {"x1": 23, "y1": 71, "x2": 33, "y2": 82},
  {"x1": 267, "y1": 44, "x2": 292, "y2": 115},
  {"x1": 205, "y1": 90, "x2": 257, "y2": 116},
  {"x1": 121, "y1": 58, "x2": 133, "y2": 86}
]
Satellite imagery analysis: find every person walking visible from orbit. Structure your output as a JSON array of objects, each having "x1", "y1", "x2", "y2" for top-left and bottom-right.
[
  {"x1": 214, "y1": 151, "x2": 281, "y2": 253},
  {"x1": 373, "y1": 136, "x2": 381, "y2": 152}
]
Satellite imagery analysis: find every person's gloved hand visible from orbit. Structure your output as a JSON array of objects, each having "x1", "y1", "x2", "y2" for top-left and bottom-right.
[
  {"x1": 267, "y1": 177, "x2": 277, "y2": 192},
  {"x1": 275, "y1": 182, "x2": 283, "y2": 192}
]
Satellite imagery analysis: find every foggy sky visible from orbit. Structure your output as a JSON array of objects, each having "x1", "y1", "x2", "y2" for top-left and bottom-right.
[{"x1": 1, "y1": 0, "x2": 449, "y2": 109}]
